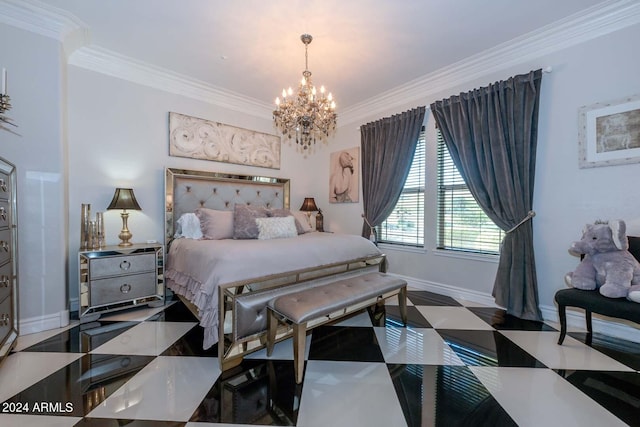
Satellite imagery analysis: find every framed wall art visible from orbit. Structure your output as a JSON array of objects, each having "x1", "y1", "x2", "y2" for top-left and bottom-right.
[
  {"x1": 329, "y1": 146, "x2": 359, "y2": 203},
  {"x1": 169, "y1": 112, "x2": 281, "y2": 169},
  {"x1": 578, "y1": 94, "x2": 640, "y2": 168}
]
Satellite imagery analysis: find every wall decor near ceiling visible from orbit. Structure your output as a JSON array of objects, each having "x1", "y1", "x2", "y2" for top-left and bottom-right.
[
  {"x1": 578, "y1": 94, "x2": 640, "y2": 168},
  {"x1": 169, "y1": 112, "x2": 281, "y2": 169},
  {"x1": 329, "y1": 146, "x2": 359, "y2": 203}
]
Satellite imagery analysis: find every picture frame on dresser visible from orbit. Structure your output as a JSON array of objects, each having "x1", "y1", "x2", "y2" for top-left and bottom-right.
[{"x1": 0, "y1": 156, "x2": 18, "y2": 365}]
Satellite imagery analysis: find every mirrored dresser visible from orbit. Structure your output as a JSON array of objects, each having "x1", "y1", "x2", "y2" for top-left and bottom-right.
[{"x1": 0, "y1": 157, "x2": 18, "y2": 365}]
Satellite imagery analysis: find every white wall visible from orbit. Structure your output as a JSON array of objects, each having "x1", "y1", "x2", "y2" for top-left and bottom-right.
[
  {"x1": 317, "y1": 23, "x2": 640, "y2": 320},
  {"x1": 0, "y1": 23, "x2": 68, "y2": 331},
  {"x1": 65, "y1": 66, "x2": 318, "y2": 304}
]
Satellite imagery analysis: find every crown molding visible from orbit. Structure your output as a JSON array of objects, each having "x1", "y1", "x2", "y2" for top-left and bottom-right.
[
  {"x1": 339, "y1": 0, "x2": 640, "y2": 126},
  {"x1": 69, "y1": 47, "x2": 274, "y2": 119},
  {"x1": 0, "y1": 0, "x2": 87, "y2": 43}
]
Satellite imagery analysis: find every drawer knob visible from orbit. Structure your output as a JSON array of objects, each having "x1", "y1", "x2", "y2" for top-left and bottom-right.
[
  {"x1": 0, "y1": 207, "x2": 5, "y2": 220},
  {"x1": 0, "y1": 179, "x2": 6, "y2": 193},
  {"x1": 120, "y1": 260, "x2": 131, "y2": 271},
  {"x1": 0, "y1": 241, "x2": 8, "y2": 252},
  {"x1": 120, "y1": 283, "x2": 131, "y2": 294},
  {"x1": 0, "y1": 313, "x2": 9, "y2": 326},
  {"x1": 0, "y1": 275, "x2": 9, "y2": 287}
]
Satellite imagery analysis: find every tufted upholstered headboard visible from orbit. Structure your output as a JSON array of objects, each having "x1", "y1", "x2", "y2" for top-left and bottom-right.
[{"x1": 164, "y1": 168, "x2": 290, "y2": 246}]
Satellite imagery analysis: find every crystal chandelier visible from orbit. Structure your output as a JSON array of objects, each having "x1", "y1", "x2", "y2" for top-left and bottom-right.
[{"x1": 273, "y1": 34, "x2": 337, "y2": 152}]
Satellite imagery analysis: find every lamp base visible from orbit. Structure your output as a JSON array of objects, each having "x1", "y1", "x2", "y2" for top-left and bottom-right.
[{"x1": 118, "y1": 211, "x2": 133, "y2": 247}]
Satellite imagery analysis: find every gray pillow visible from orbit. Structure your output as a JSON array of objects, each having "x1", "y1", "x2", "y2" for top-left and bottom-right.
[{"x1": 233, "y1": 204, "x2": 269, "y2": 239}]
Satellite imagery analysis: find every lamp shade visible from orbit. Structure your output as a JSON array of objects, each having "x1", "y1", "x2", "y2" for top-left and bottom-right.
[
  {"x1": 107, "y1": 188, "x2": 142, "y2": 211},
  {"x1": 299, "y1": 197, "x2": 318, "y2": 212}
]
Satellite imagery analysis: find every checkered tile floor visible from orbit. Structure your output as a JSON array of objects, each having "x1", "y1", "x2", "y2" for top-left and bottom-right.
[{"x1": 1, "y1": 290, "x2": 639, "y2": 426}]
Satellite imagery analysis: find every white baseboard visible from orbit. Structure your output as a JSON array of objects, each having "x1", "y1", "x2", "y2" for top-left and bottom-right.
[
  {"x1": 20, "y1": 310, "x2": 70, "y2": 335},
  {"x1": 390, "y1": 273, "x2": 640, "y2": 344}
]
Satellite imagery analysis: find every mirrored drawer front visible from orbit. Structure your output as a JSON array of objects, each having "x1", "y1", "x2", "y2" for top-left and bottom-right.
[
  {"x1": 0, "y1": 293, "x2": 12, "y2": 340},
  {"x1": 0, "y1": 172, "x2": 11, "y2": 199},
  {"x1": 89, "y1": 272, "x2": 156, "y2": 306},
  {"x1": 0, "y1": 229, "x2": 11, "y2": 266},
  {"x1": 0, "y1": 262, "x2": 11, "y2": 303},
  {"x1": 90, "y1": 253, "x2": 155, "y2": 279},
  {"x1": 0, "y1": 199, "x2": 10, "y2": 229}
]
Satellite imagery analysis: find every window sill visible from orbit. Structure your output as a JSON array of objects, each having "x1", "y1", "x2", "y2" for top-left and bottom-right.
[
  {"x1": 432, "y1": 248, "x2": 500, "y2": 263},
  {"x1": 378, "y1": 243, "x2": 426, "y2": 254}
]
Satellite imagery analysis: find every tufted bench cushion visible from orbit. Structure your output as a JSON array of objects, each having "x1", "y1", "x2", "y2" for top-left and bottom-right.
[
  {"x1": 267, "y1": 272, "x2": 407, "y2": 383},
  {"x1": 556, "y1": 235, "x2": 640, "y2": 345}
]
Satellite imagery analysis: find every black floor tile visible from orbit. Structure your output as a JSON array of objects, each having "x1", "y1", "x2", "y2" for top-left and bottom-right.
[
  {"x1": 309, "y1": 325, "x2": 385, "y2": 362},
  {"x1": 3, "y1": 354, "x2": 155, "y2": 417},
  {"x1": 467, "y1": 306, "x2": 556, "y2": 331},
  {"x1": 555, "y1": 369, "x2": 640, "y2": 426},
  {"x1": 407, "y1": 290, "x2": 462, "y2": 306},
  {"x1": 161, "y1": 324, "x2": 217, "y2": 356},
  {"x1": 437, "y1": 329, "x2": 546, "y2": 368},
  {"x1": 388, "y1": 364, "x2": 518, "y2": 427},
  {"x1": 189, "y1": 359, "x2": 301, "y2": 425},
  {"x1": 74, "y1": 419, "x2": 186, "y2": 427},
  {"x1": 568, "y1": 331, "x2": 640, "y2": 370},
  {"x1": 22, "y1": 321, "x2": 139, "y2": 353},
  {"x1": 148, "y1": 300, "x2": 199, "y2": 322},
  {"x1": 384, "y1": 305, "x2": 432, "y2": 328}
]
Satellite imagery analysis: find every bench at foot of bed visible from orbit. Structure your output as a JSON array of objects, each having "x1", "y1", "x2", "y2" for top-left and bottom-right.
[{"x1": 266, "y1": 272, "x2": 407, "y2": 384}]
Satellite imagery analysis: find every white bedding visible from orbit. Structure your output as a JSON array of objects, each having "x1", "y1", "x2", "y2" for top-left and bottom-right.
[{"x1": 165, "y1": 232, "x2": 382, "y2": 348}]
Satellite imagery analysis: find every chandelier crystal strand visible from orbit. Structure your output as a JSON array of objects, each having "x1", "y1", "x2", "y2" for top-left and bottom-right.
[{"x1": 273, "y1": 34, "x2": 337, "y2": 153}]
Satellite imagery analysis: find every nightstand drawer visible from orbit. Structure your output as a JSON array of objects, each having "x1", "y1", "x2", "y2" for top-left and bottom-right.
[
  {"x1": 0, "y1": 293, "x2": 12, "y2": 341},
  {"x1": 90, "y1": 272, "x2": 156, "y2": 306},
  {"x1": 0, "y1": 199, "x2": 10, "y2": 229},
  {"x1": 0, "y1": 171, "x2": 11, "y2": 199},
  {"x1": 0, "y1": 262, "x2": 11, "y2": 303},
  {"x1": 90, "y1": 253, "x2": 155, "y2": 279},
  {"x1": 0, "y1": 229, "x2": 11, "y2": 266}
]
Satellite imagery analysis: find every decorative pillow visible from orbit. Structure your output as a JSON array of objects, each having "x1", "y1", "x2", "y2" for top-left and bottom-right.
[
  {"x1": 233, "y1": 204, "x2": 269, "y2": 239},
  {"x1": 195, "y1": 208, "x2": 234, "y2": 240},
  {"x1": 292, "y1": 210, "x2": 314, "y2": 233},
  {"x1": 255, "y1": 216, "x2": 298, "y2": 240},
  {"x1": 174, "y1": 213, "x2": 203, "y2": 239},
  {"x1": 269, "y1": 208, "x2": 307, "y2": 234}
]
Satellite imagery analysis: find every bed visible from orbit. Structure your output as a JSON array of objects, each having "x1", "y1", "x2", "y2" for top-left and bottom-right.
[{"x1": 164, "y1": 168, "x2": 386, "y2": 370}]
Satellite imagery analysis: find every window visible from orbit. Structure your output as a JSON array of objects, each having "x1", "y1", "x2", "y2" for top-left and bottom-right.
[
  {"x1": 376, "y1": 130, "x2": 425, "y2": 247},
  {"x1": 437, "y1": 131, "x2": 503, "y2": 254}
]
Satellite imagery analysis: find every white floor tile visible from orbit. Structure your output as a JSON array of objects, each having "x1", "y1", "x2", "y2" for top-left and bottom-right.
[
  {"x1": 500, "y1": 331, "x2": 634, "y2": 371},
  {"x1": 88, "y1": 356, "x2": 220, "y2": 422},
  {"x1": 0, "y1": 352, "x2": 83, "y2": 402},
  {"x1": 297, "y1": 361, "x2": 407, "y2": 427},
  {"x1": 90, "y1": 321, "x2": 196, "y2": 356},
  {"x1": 0, "y1": 414, "x2": 82, "y2": 427},
  {"x1": 374, "y1": 327, "x2": 464, "y2": 365},
  {"x1": 416, "y1": 306, "x2": 494, "y2": 330},
  {"x1": 470, "y1": 366, "x2": 627, "y2": 427}
]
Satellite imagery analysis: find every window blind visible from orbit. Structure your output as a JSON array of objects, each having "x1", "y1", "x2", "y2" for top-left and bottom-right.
[
  {"x1": 377, "y1": 130, "x2": 425, "y2": 247},
  {"x1": 437, "y1": 131, "x2": 503, "y2": 254}
]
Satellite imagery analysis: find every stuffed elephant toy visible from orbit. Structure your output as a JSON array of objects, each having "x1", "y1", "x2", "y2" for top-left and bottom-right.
[{"x1": 565, "y1": 220, "x2": 640, "y2": 302}]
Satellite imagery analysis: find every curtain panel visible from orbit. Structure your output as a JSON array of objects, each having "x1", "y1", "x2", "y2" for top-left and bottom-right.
[
  {"x1": 430, "y1": 69, "x2": 543, "y2": 321},
  {"x1": 360, "y1": 107, "x2": 426, "y2": 240}
]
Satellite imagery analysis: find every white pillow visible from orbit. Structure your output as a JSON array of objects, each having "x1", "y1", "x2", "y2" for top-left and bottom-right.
[
  {"x1": 292, "y1": 210, "x2": 314, "y2": 233},
  {"x1": 255, "y1": 216, "x2": 298, "y2": 240},
  {"x1": 174, "y1": 213, "x2": 203, "y2": 239}
]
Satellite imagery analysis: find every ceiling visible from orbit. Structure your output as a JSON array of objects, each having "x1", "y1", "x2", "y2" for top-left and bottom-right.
[{"x1": 32, "y1": 0, "x2": 606, "y2": 111}]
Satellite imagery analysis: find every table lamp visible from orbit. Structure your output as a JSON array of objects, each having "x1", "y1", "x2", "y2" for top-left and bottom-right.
[
  {"x1": 107, "y1": 188, "x2": 142, "y2": 247},
  {"x1": 299, "y1": 197, "x2": 318, "y2": 228}
]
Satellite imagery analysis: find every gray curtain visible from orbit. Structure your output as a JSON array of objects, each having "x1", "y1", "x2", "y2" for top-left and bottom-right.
[
  {"x1": 360, "y1": 107, "x2": 426, "y2": 239},
  {"x1": 430, "y1": 69, "x2": 543, "y2": 321}
]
